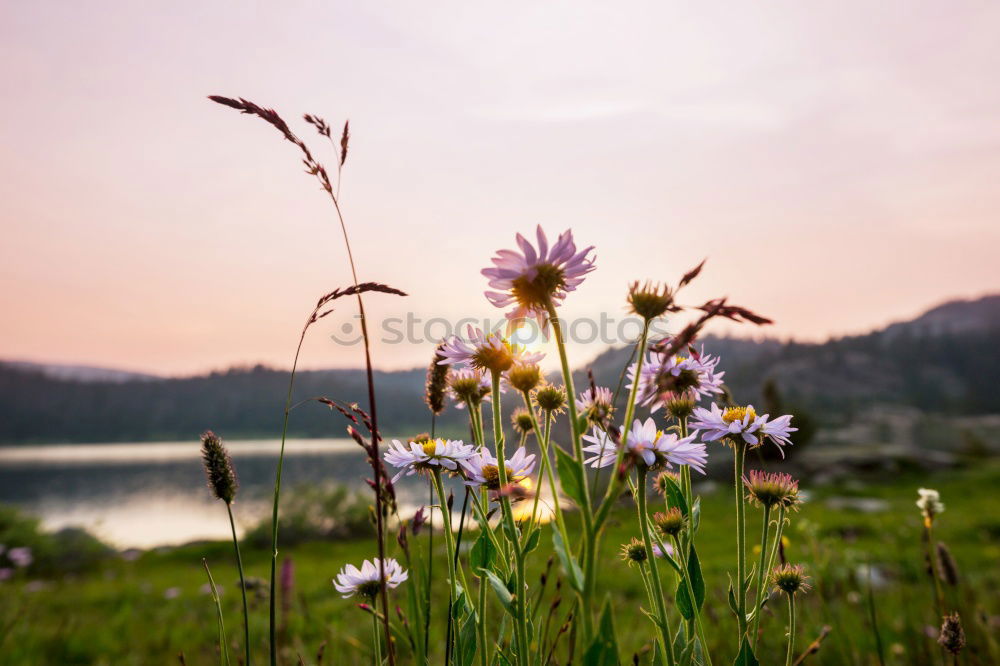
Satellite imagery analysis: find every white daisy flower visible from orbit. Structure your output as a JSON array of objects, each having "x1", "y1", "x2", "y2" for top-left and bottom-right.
[
  {"x1": 461, "y1": 446, "x2": 536, "y2": 491},
  {"x1": 581, "y1": 418, "x2": 707, "y2": 473},
  {"x1": 333, "y1": 558, "x2": 408, "y2": 599},
  {"x1": 482, "y1": 226, "x2": 595, "y2": 329},
  {"x1": 438, "y1": 325, "x2": 544, "y2": 373},
  {"x1": 690, "y1": 403, "x2": 797, "y2": 454},
  {"x1": 916, "y1": 488, "x2": 945, "y2": 522},
  {"x1": 384, "y1": 438, "x2": 477, "y2": 483}
]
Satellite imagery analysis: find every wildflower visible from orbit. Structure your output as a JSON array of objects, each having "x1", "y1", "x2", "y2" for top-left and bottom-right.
[
  {"x1": 462, "y1": 447, "x2": 536, "y2": 491},
  {"x1": 651, "y1": 542, "x2": 675, "y2": 559},
  {"x1": 507, "y1": 362, "x2": 542, "y2": 393},
  {"x1": 770, "y1": 563, "x2": 810, "y2": 596},
  {"x1": 620, "y1": 538, "x2": 648, "y2": 566},
  {"x1": 627, "y1": 281, "x2": 675, "y2": 321},
  {"x1": 582, "y1": 418, "x2": 707, "y2": 473},
  {"x1": 743, "y1": 470, "x2": 801, "y2": 510},
  {"x1": 690, "y1": 403, "x2": 796, "y2": 454},
  {"x1": 482, "y1": 225, "x2": 596, "y2": 329},
  {"x1": 652, "y1": 470, "x2": 680, "y2": 496},
  {"x1": 333, "y1": 558, "x2": 408, "y2": 599},
  {"x1": 630, "y1": 345, "x2": 725, "y2": 411},
  {"x1": 916, "y1": 488, "x2": 944, "y2": 526},
  {"x1": 200, "y1": 430, "x2": 238, "y2": 504},
  {"x1": 653, "y1": 508, "x2": 686, "y2": 537},
  {"x1": 447, "y1": 368, "x2": 494, "y2": 409},
  {"x1": 439, "y1": 325, "x2": 543, "y2": 373},
  {"x1": 424, "y1": 343, "x2": 449, "y2": 415},
  {"x1": 511, "y1": 408, "x2": 535, "y2": 435},
  {"x1": 665, "y1": 397, "x2": 696, "y2": 421},
  {"x1": 384, "y1": 438, "x2": 476, "y2": 483},
  {"x1": 936, "y1": 542, "x2": 959, "y2": 586},
  {"x1": 164, "y1": 587, "x2": 181, "y2": 599},
  {"x1": 576, "y1": 386, "x2": 616, "y2": 428},
  {"x1": 937, "y1": 613, "x2": 966, "y2": 655},
  {"x1": 7, "y1": 547, "x2": 32, "y2": 568},
  {"x1": 534, "y1": 385, "x2": 567, "y2": 414}
]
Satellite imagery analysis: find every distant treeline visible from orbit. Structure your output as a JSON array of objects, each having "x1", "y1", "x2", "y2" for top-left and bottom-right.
[{"x1": 2, "y1": 322, "x2": 998, "y2": 443}]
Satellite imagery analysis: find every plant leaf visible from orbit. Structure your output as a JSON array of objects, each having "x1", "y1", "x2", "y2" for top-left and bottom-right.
[
  {"x1": 522, "y1": 526, "x2": 541, "y2": 556},
  {"x1": 553, "y1": 527, "x2": 585, "y2": 593},
  {"x1": 733, "y1": 637, "x2": 759, "y2": 666},
  {"x1": 484, "y1": 570, "x2": 514, "y2": 615},
  {"x1": 458, "y1": 614, "x2": 477, "y2": 666},
  {"x1": 582, "y1": 599, "x2": 619, "y2": 666},
  {"x1": 470, "y1": 532, "x2": 496, "y2": 572},
  {"x1": 554, "y1": 446, "x2": 587, "y2": 508},
  {"x1": 661, "y1": 475, "x2": 689, "y2": 516}
]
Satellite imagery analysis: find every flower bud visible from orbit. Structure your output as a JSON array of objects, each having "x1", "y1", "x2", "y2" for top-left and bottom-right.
[
  {"x1": 653, "y1": 507, "x2": 686, "y2": 537},
  {"x1": 507, "y1": 362, "x2": 542, "y2": 393},
  {"x1": 200, "y1": 430, "x2": 238, "y2": 504},
  {"x1": 511, "y1": 408, "x2": 535, "y2": 435},
  {"x1": 534, "y1": 385, "x2": 567, "y2": 413},
  {"x1": 770, "y1": 563, "x2": 810, "y2": 596},
  {"x1": 938, "y1": 613, "x2": 965, "y2": 655},
  {"x1": 627, "y1": 281, "x2": 674, "y2": 321}
]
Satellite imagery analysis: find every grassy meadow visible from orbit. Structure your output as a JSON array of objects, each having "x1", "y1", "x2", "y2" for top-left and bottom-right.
[{"x1": 2, "y1": 459, "x2": 997, "y2": 665}]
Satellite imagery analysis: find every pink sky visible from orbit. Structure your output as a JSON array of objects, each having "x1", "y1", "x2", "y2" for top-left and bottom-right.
[{"x1": 2, "y1": 1, "x2": 999, "y2": 375}]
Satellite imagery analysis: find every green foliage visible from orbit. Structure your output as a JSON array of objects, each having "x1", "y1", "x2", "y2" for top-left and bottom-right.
[
  {"x1": 0, "y1": 504, "x2": 111, "y2": 576},
  {"x1": 243, "y1": 484, "x2": 371, "y2": 547},
  {"x1": 582, "y1": 599, "x2": 619, "y2": 666},
  {"x1": 554, "y1": 446, "x2": 586, "y2": 508}
]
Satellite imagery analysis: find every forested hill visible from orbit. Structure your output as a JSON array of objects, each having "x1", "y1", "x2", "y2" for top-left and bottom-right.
[{"x1": 2, "y1": 295, "x2": 998, "y2": 444}]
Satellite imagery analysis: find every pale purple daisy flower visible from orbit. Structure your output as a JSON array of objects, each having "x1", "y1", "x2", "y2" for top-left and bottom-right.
[
  {"x1": 438, "y1": 325, "x2": 544, "y2": 373},
  {"x1": 690, "y1": 404, "x2": 796, "y2": 455},
  {"x1": 383, "y1": 438, "x2": 477, "y2": 483},
  {"x1": 581, "y1": 418, "x2": 707, "y2": 473},
  {"x1": 482, "y1": 226, "x2": 595, "y2": 329},
  {"x1": 576, "y1": 386, "x2": 615, "y2": 428},
  {"x1": 652, "y1": 542, "x2": 675, "y2": 559},
  {"x1": 333, "y1": 558, "x2": 408, "y2": 599},
  {"x1": 7, "y1": 547, "x2": 32, "y2": 568},
  {"x1": 462, "y1": 446, "x2": 536, "y2": 491},
  {"x1": 629, "y1": 345, "x2": 725, "y2": 411},
  {"x1": 447, "y1": 367, "x2": 502, "y2": 409}
]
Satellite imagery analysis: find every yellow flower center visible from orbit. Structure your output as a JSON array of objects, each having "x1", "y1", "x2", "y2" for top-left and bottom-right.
[
  {"x1": 481, "y1": 464, "x2": 514, "y2": 490},
  {"x1": 722, "y1": 406, "x2": 756, "y2": 424},
  {"x1": 510, "y1": 263, "x2": 566, "y2": 309},
  {"x1": 422, "y1": 440, "x2": 438, "y2": 456}
]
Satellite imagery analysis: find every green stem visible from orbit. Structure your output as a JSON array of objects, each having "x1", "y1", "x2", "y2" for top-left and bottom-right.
[
  {"x1": 203, "y1": 559, "x2": 231, "y2": 666},
  {"x1": 750, "y1": 505, "x2": 772, "y2": 649},
  {"x1": 269, "y1": 327, "x2": 306, "y2": 666},
  {"x1": 433, "y1": 470, "x2": 463, "y2": 661},
  {"x1": 638, "y1": 472, "x2": 676, "y2": 666},
  {"x1": 671, "y1": 535, "x2": 713, "y2": 666},
  {"x1": 764, "y1": 506, "x2": 786, "y2": 578},
  {"x1": 491, "y1": 371, "x2": 530, "y2": 666},
  {"x1": 523, "y1": 394, "x2": 568, "y2": 542},
  {"x1": 593, "y1": 319, "x2": 651, "y2": 532},
  {"x1": 925, "y1": 524, "x2": 945, "y2": 617},
  {"x1": 372, "y1": 598, "x2": 383, "y2": 666},
  {"x1": 785, "y1": 594, "x2": 796, "y2": 666},
  {"x1": 227, "y1": 504, "x2": 251, "y2": 666},
  {"x1": 734, "y1": 443, "x2": 748, "y2": 641}
]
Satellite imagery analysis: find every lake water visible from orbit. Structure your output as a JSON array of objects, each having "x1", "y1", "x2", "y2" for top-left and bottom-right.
[{"x1": 0, "y1": 439, "x2": 436, "y2": 549}]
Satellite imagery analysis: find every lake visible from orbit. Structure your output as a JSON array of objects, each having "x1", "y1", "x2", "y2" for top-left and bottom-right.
[{"x1": 0, "y1": 439, "x2": 437, "y2": 548}]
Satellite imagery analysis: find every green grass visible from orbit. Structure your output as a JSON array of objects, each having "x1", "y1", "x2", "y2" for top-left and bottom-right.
[{"x1": 2, "y1": 462, "x2": 998, "y2": 665}]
